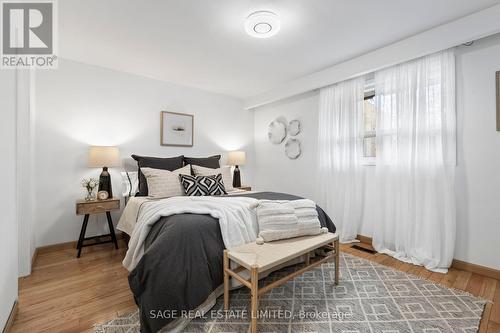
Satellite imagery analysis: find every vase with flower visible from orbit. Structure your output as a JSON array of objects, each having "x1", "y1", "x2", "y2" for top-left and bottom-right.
[{"x1": 81, "y1": 178, "x2": 99, "y2": 201}]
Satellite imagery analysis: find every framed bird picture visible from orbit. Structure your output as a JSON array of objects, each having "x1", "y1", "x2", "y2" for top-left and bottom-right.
[{"x1": 160, "y1": 111, "x2": 194, "y2": 147}]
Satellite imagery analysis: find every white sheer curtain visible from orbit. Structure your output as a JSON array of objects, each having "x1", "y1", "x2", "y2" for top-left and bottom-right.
[
  {"x1": 373, "y1": 50, "x2": 456, "y2": 272},
  {"x1": 317, "y1": 76, "x2": 365, "y2": 243}
]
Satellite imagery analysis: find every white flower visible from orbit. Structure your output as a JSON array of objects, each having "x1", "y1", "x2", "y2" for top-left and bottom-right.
[{"x1": 82, "y1": 178, "x2": 99, "y2": 189}]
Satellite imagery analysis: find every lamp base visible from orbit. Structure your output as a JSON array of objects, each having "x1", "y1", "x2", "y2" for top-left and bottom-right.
[
  {"x1": 232, "y1": 165, "x2": 241, "y2": 188},
  {"x1": 98, "y1": 167, "x2": 113, "y2": 198}
]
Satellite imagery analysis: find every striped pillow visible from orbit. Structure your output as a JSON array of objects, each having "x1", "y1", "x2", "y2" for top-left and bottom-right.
[
  {"x1": 256, "y1": 199, "x2": 321, "y2": 242},
  {"x1": 120, "y1": 171, "x2": 138, "y2": 197}
]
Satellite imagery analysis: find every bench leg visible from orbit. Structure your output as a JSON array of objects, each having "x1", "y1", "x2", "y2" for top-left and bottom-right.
[
  {"x1": 250, "y1": 265, "x2": 259, "y2": 333},
  {"x1": 223, "y1": 250, "x2": 229, "y2": 310},
  {"x1": 334, "y1": 240, "x2": 340, "y2": 285},
  {"x1": 305, "y1": 251, "x2": 310, "y2": 266}
]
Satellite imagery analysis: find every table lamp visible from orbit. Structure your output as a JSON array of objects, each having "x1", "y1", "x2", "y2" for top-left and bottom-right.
[
  {"x1": 88, "y1": 146, "x2": 120, "y2": 198},
  {"x1": 228, "y1": 151, "x2": 246, "y2": 188}
]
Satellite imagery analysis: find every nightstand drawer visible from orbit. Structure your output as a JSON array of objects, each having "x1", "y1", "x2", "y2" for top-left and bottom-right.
[{"x1": 76, "y1": 199, "x2": 120, "y2": 215}]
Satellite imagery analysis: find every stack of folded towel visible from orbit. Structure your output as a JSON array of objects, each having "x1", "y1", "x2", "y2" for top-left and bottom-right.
[{"x1": 256, "y1": 199, "x2": 324, "y2": 242}]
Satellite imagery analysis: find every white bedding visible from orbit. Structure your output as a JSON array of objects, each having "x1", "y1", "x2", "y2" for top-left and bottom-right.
[
  {"x1": 122, "y1": 196, "x2": 259, "y2": 271},
  {"x1": 117, "y1": 189, "x2": 256, "y2": 236}
]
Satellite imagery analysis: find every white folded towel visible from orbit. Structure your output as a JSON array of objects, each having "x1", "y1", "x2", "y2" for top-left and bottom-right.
[{"x1": 256, "y1": 199, "x2": 321, "y2": 242}]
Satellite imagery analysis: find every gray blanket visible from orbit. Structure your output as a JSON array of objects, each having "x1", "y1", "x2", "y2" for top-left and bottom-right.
[{"x1": 128, "y1": 192, "x2": 336, "y2": 333}]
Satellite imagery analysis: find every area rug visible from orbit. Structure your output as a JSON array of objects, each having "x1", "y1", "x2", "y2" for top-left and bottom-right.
[{"x1": 95, "y1": 252, "x2": 487, "y2": 333}]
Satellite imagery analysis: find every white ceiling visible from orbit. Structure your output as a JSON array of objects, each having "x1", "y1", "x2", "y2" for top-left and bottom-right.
[{"x1": 59, "y1": 0, "x2": 499, "y2": 99}]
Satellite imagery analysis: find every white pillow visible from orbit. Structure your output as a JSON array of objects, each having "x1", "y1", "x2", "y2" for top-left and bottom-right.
[
  {"x1": 191, "y1": 165, "x2": 233, "y2": 191},
  {"x1": 140, "y1": 165, "x2": 191, "y2": 198},
  {"x1": 121, "y1": 171, "x2": 139, "y2": 197},
  {"x1": 256, "y1": 201, "x2": 298, "y2": 242}
]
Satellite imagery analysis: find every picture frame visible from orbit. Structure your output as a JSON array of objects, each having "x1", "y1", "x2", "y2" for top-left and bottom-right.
[
  {"x1": 497, "y1": 71, "x2": 500, "y2": 131},
  {"x1": 160, "y1": 111, "x2": 194, "y2": 147}
]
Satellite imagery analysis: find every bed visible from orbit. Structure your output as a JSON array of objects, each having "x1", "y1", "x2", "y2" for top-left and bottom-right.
[{"x1": 118, "y1": 157, "x2": 336, "y2": 333}]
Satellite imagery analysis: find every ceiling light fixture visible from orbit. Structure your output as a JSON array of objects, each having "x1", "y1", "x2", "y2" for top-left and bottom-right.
[{"x1": 245, "y1": 11, "x2": 280, "y2": 39}]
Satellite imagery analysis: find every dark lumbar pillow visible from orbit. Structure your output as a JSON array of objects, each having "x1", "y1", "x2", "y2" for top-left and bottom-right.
[
  {"x1": 132, "y1": 154, "x2": 184, "y2": 196},
  {"x1": 179, "y1": 174, "x2": 227, "y2": 196},
  {"x1": 183, "y1": 155, "x2": 221, "y2": 169}
]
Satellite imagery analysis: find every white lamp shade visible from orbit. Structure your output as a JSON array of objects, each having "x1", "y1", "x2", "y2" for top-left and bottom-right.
[
  {"x1": 88, "y1": 146, "x2": 120, "y2": 168},
  {"x1": 228, "y1": 151, "x2": 246, "y2": 166}
]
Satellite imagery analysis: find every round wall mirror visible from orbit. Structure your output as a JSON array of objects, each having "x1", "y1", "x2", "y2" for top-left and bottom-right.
[
  {"x1": 288, "y1": 119, "x2": 301, "y2": 136},
  {"x1": 285, "y1": 138, "x2": 301, "y2": 159},
  {"x1": 268, "y1": 117, "x2": 287, "y2": 144}
]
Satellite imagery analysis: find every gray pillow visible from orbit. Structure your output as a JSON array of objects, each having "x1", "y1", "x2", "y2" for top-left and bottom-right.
[
  {"x1": 183, "y1": 155, "x2": 221, "y2": 170},
  {"x1": 132, "y1": 154, "x2": 184, "y2": 196}
]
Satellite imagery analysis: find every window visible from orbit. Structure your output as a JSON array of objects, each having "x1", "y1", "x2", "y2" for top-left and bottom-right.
[{"x1": 363, "y1": 91, "x2": 376, "y2": 163}]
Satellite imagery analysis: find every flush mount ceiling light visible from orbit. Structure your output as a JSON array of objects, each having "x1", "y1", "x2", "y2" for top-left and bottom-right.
[{"x1": 245, "y1": 11, "x2": 280, "y2": 39}]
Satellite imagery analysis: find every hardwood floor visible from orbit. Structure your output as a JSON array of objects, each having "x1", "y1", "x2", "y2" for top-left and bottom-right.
[
  {"x1": 9, "y1": 242, "x2": 500, "y2": 333},
  {"x1": 10, "y1": 240, "x2": 135, "y2": 333}
]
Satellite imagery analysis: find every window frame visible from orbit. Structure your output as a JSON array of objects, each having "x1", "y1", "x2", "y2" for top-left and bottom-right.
[{"x1": 362, "y1": 89, "x2": 376, "y2": 166}]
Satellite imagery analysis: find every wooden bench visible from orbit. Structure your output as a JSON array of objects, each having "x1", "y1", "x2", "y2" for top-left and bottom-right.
[{"x1": 223, "y1": 233, "x2": 339, "y2": 333}]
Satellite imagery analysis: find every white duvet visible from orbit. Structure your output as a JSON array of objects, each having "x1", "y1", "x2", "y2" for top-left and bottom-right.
[{"x1": 122, "y1": 196, "x2": 259, "y2": 271}]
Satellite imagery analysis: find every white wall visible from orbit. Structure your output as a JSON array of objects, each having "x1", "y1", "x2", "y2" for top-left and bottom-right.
[
  {"x1": 253, "y1": 34, "x2": 500, "y2": 270},
  {"x1": 253, "y1": 91, "x2": 319, "y2": 201},
  {"x1": 34, "y1": 59, "x2": 254, "y2": 247},
  {"x1": 455, "y1": 34, "x2": 500, "y2": 270},
  {"x1": 0, "y1": 71, "x2": 19, "y2": 328},
  {"x1": 17, "y1": 70, "x2": 36, "y2": 277}
]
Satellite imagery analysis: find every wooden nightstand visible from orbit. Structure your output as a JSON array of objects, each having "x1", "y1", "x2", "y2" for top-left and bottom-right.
[
  {"x1": 75, "y1": 198, "x2": 120, "y2": 258},
  {"x1": 235, "y1": 186, "x2": 252, "y2": 191}
]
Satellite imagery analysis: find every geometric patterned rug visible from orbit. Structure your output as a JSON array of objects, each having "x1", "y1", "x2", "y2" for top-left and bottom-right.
[{"x1": 95, "y1": 252, "x2": 487, "y2": 333}]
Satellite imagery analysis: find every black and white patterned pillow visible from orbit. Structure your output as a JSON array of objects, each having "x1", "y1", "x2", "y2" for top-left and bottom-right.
[{"x1": 179, "y1": 174, "x2": 227, "y2": 196}]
